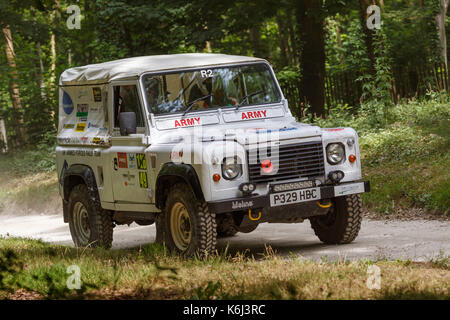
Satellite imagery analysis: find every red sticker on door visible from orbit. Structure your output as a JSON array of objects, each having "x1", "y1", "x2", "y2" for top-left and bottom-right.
[{"x1": 117, "y1": 152, "x2": 128, "y2": 168}]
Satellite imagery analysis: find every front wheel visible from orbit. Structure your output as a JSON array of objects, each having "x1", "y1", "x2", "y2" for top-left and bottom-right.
[
  {"x1": 68, "y1": 184, "x2": 113, "y2": 248},
  {"x1": 309, "y1": 194, "x2": 362, "y2": 244},
  {"x1": 156, "y1": 183, "x2": 217, "y2": 256}
]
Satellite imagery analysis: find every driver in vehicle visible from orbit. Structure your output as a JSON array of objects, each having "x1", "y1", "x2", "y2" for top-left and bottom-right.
[{"x1": 119, "y1": 85, "x2": 138, "y2": 113}]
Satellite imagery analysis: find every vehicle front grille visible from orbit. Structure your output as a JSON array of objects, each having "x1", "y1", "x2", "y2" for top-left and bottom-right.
[{"x1": 247, "y1": 141, "x2": 325, "y2": 184}]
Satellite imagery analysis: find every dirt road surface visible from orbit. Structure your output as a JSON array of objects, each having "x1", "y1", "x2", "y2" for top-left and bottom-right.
[{"x1": 0, "y1": 214, "x2": 448, "y2": 261}]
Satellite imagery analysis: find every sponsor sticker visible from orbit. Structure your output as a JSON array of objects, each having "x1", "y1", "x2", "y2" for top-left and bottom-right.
[
  {"x1": 232, "y1": 200, "x2": 254, "y2": 210},
  {"x1": 78, "y1": 90, "x2": 89, "y2": 99},
  {"x1": 254, "y1": 127, "x2": 297, "y2": 134},
  {"x1": 62, "y1": 149, "x2": 101, "y2": 157},
  {"x1": 62, "y1": 91, "x2": 74, "y2": 115},
  {"x1": 88, "y1": 122, "x2": 100, "y2": 129},
  {"x1": 334, "y1": 183, "x2": 365, "y2": 196},
  {"x1": 117, "y1": 152, "x2": 128, "y2": 168},
  {"x1": 76, "y1": 104, "x2": 89, "y2": 117},
  {"x1": 75, "y1": 123, "x2": 87, "y2": 132},
  {"x1": 128, "y1": 153, "x2": 136, "y2": 169},
  {"x1": 139, "y1": 171, "x2": 148, "y2": 188},
  {"x1": 136, "y1": 153, "x2": 146, "y2": 170},
  {"x1": 122, "y1": 172, "x2": 136, "y2": 187},
  {"x1": 92, "y1": 137, "x2": 102, "y2": 144},
  {"x1": 92, "y1": 87, "x2": 102, "y2": 102},
  {"x1": 63, "y1": 124, "x2": 75, "y2": 129}
]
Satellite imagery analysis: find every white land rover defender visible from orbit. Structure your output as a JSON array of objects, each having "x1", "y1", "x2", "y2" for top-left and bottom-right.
[{"x1": 56, "y1": 53, "x2": 370, "y2": 255}]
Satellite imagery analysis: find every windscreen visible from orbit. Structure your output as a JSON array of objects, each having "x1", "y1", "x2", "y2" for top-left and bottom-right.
[{"x1": 141, "y1": 63, "x2": 281, "y2": 115}]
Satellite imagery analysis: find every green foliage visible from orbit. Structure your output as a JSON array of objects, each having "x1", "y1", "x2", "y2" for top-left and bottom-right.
[
  {"x1": 191, "y1": 280, "x2": 223, "y2": 300},
  {"x1": 0, "y1": 249, "x2": 23, "y2": 293},
  {"x1": 310, "y1": 96, "x2": 450, "y2": 214},
  {"x1": 0, "y1": 131, "x2": 56, "y2": 175},
  {"x1": 0, "y1": 0, "x2": 448, "y2": 148}
]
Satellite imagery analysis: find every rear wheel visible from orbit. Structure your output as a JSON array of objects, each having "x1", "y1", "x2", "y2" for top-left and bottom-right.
[
  {"x1": 68, "y1": 184, "x2": 113, "y2": 248},
  {"x1": 310, "y1": 194, "x2": 362, "y2": 244},
  {"x1": 156, "y1": 183, "x2": 217, "y2": 256}
]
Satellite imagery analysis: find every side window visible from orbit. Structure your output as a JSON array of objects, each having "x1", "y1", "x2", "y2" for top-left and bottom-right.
[{"x1": 113, "y1": 85, "x2": 145, "y2": 128}]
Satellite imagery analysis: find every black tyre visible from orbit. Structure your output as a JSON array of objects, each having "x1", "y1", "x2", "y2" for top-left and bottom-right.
[
  {"x1": 155, "y1": 183, "x2": 217, "y2": 256},
  {"x1": 68, "y1": 184, "x2": 113, "y2": 248},
  {"x1": 310, "y1": 194, "x2": 362, "y2": 244},
  {"x1": 216, "y1": 213, "x2": 238, "y2": 238}
]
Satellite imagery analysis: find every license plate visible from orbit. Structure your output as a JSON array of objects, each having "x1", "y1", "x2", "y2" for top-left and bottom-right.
[{"x1": 270, "y1": 187, "x2": 321, "y2": 207}]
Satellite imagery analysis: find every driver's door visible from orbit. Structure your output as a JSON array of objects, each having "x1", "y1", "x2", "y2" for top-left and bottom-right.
[{"x1": 108, "y1": 81, "x2": 151, "y2": 204}]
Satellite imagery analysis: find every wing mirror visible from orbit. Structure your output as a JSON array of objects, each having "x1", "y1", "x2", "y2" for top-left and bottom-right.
[{"x1": 119, "y1": 112, "x2": 137, "y2": 136}]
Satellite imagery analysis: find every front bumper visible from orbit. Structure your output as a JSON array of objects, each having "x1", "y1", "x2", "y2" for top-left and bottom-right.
[{"x1": 207, "y1": 181, "x2": 370, "y2": 214}]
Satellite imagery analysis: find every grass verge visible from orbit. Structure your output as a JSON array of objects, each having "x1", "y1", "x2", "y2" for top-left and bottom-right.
[
  {"x1": 0, "y1": 145, "x2": 60, "y2": 216},
  {"x1": 309, "y1": 97, "x2": 450, "y2": 216},
  {"x1": 0, "y1": 237, "x2": 448, "y2": 300}
]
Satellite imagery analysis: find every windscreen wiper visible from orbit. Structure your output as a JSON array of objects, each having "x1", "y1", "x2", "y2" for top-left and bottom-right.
[
  {"x1": 183, "y1": 94, "x2": 213, "y2": 116},
  {"x1": 235, "y1": 90, "x2": 264, "y2": 111}
]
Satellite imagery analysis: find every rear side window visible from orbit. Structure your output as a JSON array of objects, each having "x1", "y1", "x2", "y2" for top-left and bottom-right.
[{"x1": 113, "y1": 85, "x2": 145, "y2": 128}]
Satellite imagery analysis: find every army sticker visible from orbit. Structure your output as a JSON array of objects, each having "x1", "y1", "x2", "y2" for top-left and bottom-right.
[
  {"x1": 117, "y1": 152, "x2": 128, "y2": 168},
  {"x1": 139, "y1": 171, "x2": 148, "y2": 188},
  {"x1": 75, "y1": 123, "x2": 87, "y2": 132},
  {"x1": 136, "y1": 153, "x2": 146, "y2": 170}
]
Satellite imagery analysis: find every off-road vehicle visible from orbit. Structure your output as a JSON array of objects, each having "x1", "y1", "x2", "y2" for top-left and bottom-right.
[{"x1": 56, "y1": 53, "x2": 370, "y2": 255}]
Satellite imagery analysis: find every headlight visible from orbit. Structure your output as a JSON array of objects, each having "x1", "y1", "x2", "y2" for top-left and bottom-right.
[
  {"x1": 326, "y1": 143, "x2": 345, "y2": 165},
  {"x1": 222, "y1": 157, "x2": 242, "y2": 180}
]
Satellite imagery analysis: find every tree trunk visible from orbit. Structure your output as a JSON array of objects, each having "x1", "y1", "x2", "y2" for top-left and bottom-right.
[
  {"x1": 49, "y1": 0, "x2": 60, "y2": 95},
  {"x1": 36, "y1": 41, "x2": 47, "y2": 101},
  {"x1": 276, "y1": 12, "x2": 290, "y2": 67},
  {"x1": 68, "y1": 46, "x2": 72, "y2": 67},
  {"x1": 359, "y1": 0, "x2": 376, "y2": 77},
  {"x1": 378, "y1": 0, "x2": 385, "y2": 13},
  {"x1": 287, "y1": 11, "x2": 299, "y2": 66},
  {"x1": 0, "y1": 118, "x2": 8, "y2": 153},
  {"x1": 49, "y1": 31, "x2": 56, "y2": 94},
  {"x1": 249, "y1": 25, "x2": 265, "y2": 58},
  {"x1": 296, "y1": 0, "x2": 326, "y2": 118},
  {"x1": 2, "y1": 26, "x2": 26, "y2": 146},
  {"x1": 335, "y1": 23, "x2": 344, "y2": 65},
  {"x1": 435, "y1": 0, "x2": 448, "y2": 70}
]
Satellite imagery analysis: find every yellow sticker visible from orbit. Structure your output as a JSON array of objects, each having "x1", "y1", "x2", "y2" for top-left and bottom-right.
[
  {"x1": 75, "y1": 123, "x2": 87, "y2": 132},
  {"x1": 92, "y1": 137, "x2": 101, "y2": 144},
  {"x1": 139, "y1": 171, "x2": 148, "y2": 188},
  {"x1": 137, "y1": 153, "x2": 147, "y2": 170}
]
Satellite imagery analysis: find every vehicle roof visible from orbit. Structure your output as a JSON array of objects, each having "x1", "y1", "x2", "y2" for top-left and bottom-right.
[{"x1": 59, "y1": 53, "x2": 266, "y2": 86}]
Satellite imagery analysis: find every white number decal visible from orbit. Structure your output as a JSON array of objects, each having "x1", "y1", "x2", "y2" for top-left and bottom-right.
[{"x1": 200, "y1": 69, "x2": 213, "y2": 78}]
